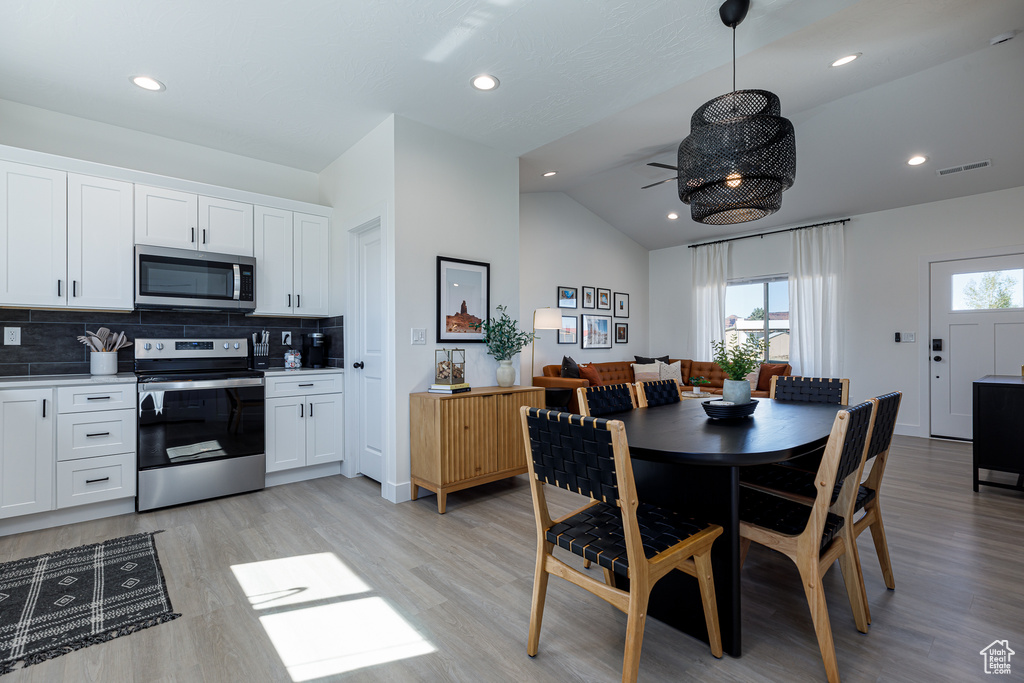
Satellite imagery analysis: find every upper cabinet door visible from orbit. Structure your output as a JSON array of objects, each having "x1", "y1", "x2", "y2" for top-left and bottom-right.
[
  {"x1": 254, "y1": 206, "x2": 294, "y2": 316},
  {"x1": 199, "y1": 196, "x2": 254, "y2": 256},
  {"x1": 293, "y1": 212, "x2": 330, "y2": 317},
  {"x1": 0, "y1": 161, "x2": 67, "y2": 308},
  {"x1": 134, "y1": 185, "x2": 198, "y2": 249},
  {"x1": 67, "y1": 174, "x2": 134, "y2": 310}
]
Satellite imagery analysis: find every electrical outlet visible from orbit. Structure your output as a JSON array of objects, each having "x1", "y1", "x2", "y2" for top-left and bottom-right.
[
  {"x1": 411, "y1": 328, "x2": 426, "y2": 345},
  {"x1": 282, "y1": 331, "x2": 291, "y2": 346},
  {"x1": 4, "y1": 327, "x2": 20, "y2": 345}
]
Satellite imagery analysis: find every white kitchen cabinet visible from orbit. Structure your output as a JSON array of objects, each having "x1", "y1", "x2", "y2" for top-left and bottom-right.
[
  {"x1": 0, "y1": 161, "x2": 67, "y2": 308},
  {"x1": 265, "y1": 375, "x2": 343, "y2": 472},
  {"x1": 254, "y1": 206, "x2": 329, "y2": 317},
  {"x1": 0, "y1": 389, "x2": 54, "y2": 519},
  {"x1": 135, "y1": 184, "x2": 199, "y2": 250},
  {"x1": 67, "y1": 174, "x2": 134, "y2": 310},
  {"x1": 199, "y1": 196, "x2": 253, "y2": 255}
]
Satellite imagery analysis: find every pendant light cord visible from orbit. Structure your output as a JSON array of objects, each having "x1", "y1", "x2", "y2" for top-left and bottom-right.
[{"x1": 732, "y1": 25, "x2": 736, "y2": 92}]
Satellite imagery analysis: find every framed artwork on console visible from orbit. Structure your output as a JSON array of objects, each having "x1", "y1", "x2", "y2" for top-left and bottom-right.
[
  {"x1": 613, "y1": 292, "x2": 629, "y2": 318},
  {"x1": 581, "y1": 286, "x2": 596, "y2": 309},
  {"x1": 437, "y1": 256, "x2": 489, "y2": 343},
  {"x1": 581, "y1": 314, "x2": 612, "y2": 349},
  {"x1": 559, "y1": 316, "x2": 578, "y2": 344},
  {"x1": 557, "y1": 285, "x2": 578, "y2": 308},
  {"x1": 597, "y1": 288, "x2": 611, "y2": 310},
  {"x1": 615, "y1": 322, "x2": 628, "y2": 344}
]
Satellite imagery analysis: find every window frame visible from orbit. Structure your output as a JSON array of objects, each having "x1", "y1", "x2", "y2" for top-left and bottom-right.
[{"x1": 725, "y1": 274, "x2": 789, "y2": 364}]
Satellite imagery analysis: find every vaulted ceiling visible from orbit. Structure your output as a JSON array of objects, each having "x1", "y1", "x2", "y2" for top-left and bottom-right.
[{"x1": 2, "y1": 0, "x2": 1022, "y2": 249}]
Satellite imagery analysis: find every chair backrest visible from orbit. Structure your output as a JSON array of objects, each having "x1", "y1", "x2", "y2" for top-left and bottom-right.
[
  {"x1": 577, "y1": 382, "x2": 637, "y2": 417},
  {"x1": 862, "y1": 391, "x2": 902, "y2": 493},
  {"x1": 635, "y1": 379, "x2": 681, "y2": 408},
  {"x1": 771, "y1": 375, "x2": 850, "y2": 404}
]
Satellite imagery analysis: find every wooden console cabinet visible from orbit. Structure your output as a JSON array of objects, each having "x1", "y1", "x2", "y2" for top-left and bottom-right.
[
  {"x1": 973, "y1": 375, "x2": 1024, "y2": 493},
  {"x1": 410, "y1": 386, "x2": 545, "y2": 513}
]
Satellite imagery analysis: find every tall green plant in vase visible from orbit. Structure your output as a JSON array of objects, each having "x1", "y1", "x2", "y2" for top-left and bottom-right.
[
  {"x1": 710, "y1": 336, "x2": 764, "y2": 404},
  {"x1": 474, "y1": 305, "x2": 536, "y2": 387}
]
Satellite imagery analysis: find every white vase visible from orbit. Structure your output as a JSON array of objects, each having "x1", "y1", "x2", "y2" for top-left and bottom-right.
[
  {"x1": 722, "y1": 378, "x2": 751, "y2": 404},
  {"x1": 90, "y1": 351, "x2": 118, "y2": 376},
  {"x1": 495, "y1": 359, "x2": 515, "y2": 387}
]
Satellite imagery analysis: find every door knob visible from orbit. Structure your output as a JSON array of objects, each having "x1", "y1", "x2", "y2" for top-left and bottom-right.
[
  {"x1": 933, "y1": 355, "x2": 942, "y2": 362},
  {"x1": 352, "y1": 361, "x2": 364, "y2": 369}
]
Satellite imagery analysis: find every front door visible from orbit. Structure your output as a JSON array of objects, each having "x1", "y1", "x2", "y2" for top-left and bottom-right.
[
  {"x1": 930, "y1": 253, "x2": 1024, "y2": 439},
  {"x1": 352, "y1": 220, "x2": 386, "y2": 482}
]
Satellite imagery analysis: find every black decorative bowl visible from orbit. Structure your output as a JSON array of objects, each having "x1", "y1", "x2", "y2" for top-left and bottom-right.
[{"x1": 702, "y1": 398, "x2": 758, "y2": 419}]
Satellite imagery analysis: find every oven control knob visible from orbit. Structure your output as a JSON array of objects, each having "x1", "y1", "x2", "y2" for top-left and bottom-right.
[
  {"x1": 156, "y1": 343, "x2": 164, "y2": 350},
  {"x1": 233, "y1": 342, "x2": 240, "y2": 349},
  {"x1": 224, "y1": 343, "x2": 230, "y2": 349},
  {"x1": 144, "y1": 343, "x2": 152, "y2": 350}
]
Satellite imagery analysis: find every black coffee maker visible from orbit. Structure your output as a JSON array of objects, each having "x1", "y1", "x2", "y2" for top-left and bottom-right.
[{"x1": 302, "y1": 332, "x2": 329, "y2": 368}]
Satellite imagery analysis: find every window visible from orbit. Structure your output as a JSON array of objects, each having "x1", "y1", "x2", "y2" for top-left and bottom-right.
[
  {"x1": 951, "y1": 269, "x2": 1023, "y2": 310},
  {"x1": 724, "y1": 277, "x2": 790, "y2": 362}
]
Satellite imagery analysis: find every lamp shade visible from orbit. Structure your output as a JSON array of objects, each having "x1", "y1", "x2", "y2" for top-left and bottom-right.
[{"x1": 533, "y1": 307, "x2": 562, "y2": 330}]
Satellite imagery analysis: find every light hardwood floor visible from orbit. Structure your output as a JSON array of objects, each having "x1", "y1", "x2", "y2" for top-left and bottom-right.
[{"x1": 3, "y1": 435, "x2": 1023, "y2": 682}]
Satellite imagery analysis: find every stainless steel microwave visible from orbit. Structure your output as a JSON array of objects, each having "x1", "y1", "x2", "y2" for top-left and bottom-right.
[{"x1": 135, "y1": 245, "x2": 256, "y2": 311}]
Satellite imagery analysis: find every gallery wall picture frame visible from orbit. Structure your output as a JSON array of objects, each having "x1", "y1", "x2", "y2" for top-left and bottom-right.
[
  {"x1": 597, "y1": 288, "x2": 611, "y2": 310},
  {"x1": 615, "y1": 322, "x2": 628, "y2": 344},
  {"x1": 558, "y1": 315, "x2": 578, "y2": 344},
  {"x1": 613, "y1": 292, "x2": 629, "y2": 318},
  {"x1": 437, "y1": 256, "x2": 489, "y2": 343},
  {"x1": 581, "y1": 286, "x2": 596, "y2": 309},
  {"x1": 581, "y1": 314, "x2": 612, "y2": 349},
  {"x1": 557, "y1": 285, "x2": 578, "y2": 309}
]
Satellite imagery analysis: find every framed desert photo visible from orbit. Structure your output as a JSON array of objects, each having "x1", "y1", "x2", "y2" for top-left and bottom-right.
[
  {"x1": 615, "y1": 322, "x2": 628, "y2": 343},
  {"x1": 581, "y1": 314, "x2": 612, "y2": 349},
  {"x1": 613, "y1": 292, "x2": 629, "y2": 318},
  {"x1": 437, "y1": 256, "x2": 489, "y2": 343},
  {"x1": 597, "y1": 288, "x2": 611, "y2": 310},
  {"x1": 559, "y1": 315, "x2": 578, "y2": 344},
  {"x1": 557, "y1": 285, "x2": 578, "y2": 308},
  {"x1": 581, "y1": 286, "x2": 596, "y2": 309}
]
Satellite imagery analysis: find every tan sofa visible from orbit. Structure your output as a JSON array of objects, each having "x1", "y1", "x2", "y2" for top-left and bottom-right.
[{"x1": 533, "y1": 359, "x2": 791, "y2": 414}]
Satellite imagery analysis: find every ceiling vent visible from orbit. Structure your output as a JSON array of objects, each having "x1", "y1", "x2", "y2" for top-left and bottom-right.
[{"x1": 936, "y1": 159, "x2": 992, "y2": 177}]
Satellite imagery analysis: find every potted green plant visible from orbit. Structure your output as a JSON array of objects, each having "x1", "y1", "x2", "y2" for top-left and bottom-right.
[
  {"x1": 689, "y1": 376, "x2": 711, "y2": 395},
  {"x1": 710, "y1": 336, "x2": 764, "y2": 404},
  {"x1": 474, "y1": 305, "x2": 536, "y2": 387}
]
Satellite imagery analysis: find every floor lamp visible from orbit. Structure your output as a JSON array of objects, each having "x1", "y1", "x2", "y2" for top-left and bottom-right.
[{"x1": 531, "y1": 307, "x2": 563, "y2": 384}]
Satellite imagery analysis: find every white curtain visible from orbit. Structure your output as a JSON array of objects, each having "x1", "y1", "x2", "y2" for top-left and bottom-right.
[
  {"x1": 690, "y1": 242, "x2": 729, "y2": 361},
  {"x1": 789, "y1": 224, "x2": 844, "y2": 377}
]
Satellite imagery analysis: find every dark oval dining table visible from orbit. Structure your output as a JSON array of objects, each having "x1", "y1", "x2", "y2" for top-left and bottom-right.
[{"x1": 610, "y1": 398, "x2": 843, "y2": 657}]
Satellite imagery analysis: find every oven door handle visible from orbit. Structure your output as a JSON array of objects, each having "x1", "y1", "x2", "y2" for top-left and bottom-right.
[{"x1": 140, "y1": 377, "x2": 265, "y2": 391}]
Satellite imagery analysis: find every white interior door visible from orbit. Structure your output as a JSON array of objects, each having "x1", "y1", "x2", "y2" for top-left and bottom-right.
[
  {"x1": 352, "y1": 220, "x2": 385, "y2": 483},
  {"x1": 930, "y1": 253, "x2": 1024, "y2": 439}
]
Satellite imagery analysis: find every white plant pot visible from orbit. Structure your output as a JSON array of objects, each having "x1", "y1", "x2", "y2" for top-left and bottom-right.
[
  {"x1": 495, "y1": 359, "x2": 516, "y2": 387},
  {"x1": 90, "y1": 351, "x2": 118, "y2": 376},
  {"x1": 692, "y1": 385, "x2": 701, "y2": 394},
  {"x1": 722, "y1": 378, "x2": 751, "y2": 404}
]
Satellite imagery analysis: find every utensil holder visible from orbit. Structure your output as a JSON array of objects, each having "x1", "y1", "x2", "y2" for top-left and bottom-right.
[
  {"x1": 252, "y1": 342, "x2": 269, "y2": 369},
  {"x1": 90, "y1": 351, "x2": 118, "y2": 376}
]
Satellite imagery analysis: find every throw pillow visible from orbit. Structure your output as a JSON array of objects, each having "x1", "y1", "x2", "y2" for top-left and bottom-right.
[
  {"x1": 632, "y1": 362, "x2": 661, "y2": 383},
  {"x1": 660, "y1": 360, "x2": 683, "y2": 386},
  {"x1": 634, "y1": 354, "x2": 670, "y2": 365},
  {"x1": 756, "y1": 363, "x2": 791, "y2": 391},
  {"x1": 561, "y1": 356, "x2": 580, "y2": 379},
  {"x1": 577, "y1": 363, "x2": 603, "y2": 387}
]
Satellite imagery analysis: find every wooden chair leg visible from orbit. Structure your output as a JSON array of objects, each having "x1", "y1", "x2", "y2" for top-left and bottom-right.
[
  {"x1": 837, "y1": 535, "x2": 870, "y2": 632},
  {"x1": 866, "y1": 504, "x2": 895, "y2": 590},
  {"x1": 797, "y1": 559, "x2": 840, "y2": 683},
  {"x1": 603, "y1": 567, "x2": 616, "y2": 587},
  {"x1": 693, "y1": 551, "x2": 723, "y2": 658},
  {"x1": 527, "y1": 542, "x2": 552, "y2": 656},
  {"x1": 584, "y1": 559, "x2": 591, "y2": 569},
  {"x1": 739, "y1": 537, "x2": 752, "y2": 568},
  {"x1": 621, "y1": 587, "x2": 651, "y2": 683}
]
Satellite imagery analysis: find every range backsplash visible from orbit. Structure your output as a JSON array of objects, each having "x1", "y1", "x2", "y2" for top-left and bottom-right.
[{"x1": 0, "y1": 309, "x2": 343, "y2": 376}]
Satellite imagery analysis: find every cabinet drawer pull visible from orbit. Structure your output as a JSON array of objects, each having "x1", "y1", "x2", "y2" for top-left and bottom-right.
[
  {"x1": 86, "y1": 396, "x2": 111, "y2": 401},
  {"x1": 298, "y1": 383, "x2": 314, "y2": 387},
  {"x1": 85, "y1": 477, "x2": 110, "y2": 484},
  {"x1": 86, "y1": 432, "x2": 111, "y2": 438}
]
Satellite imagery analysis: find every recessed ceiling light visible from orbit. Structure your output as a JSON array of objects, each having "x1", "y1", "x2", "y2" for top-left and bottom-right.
[
  {"x1": 131, "y1": 75, "x2": 165, "y2": 92},
  {"x1": 667, "y1": 212, "x2": 679, "y2": 220},
  {"x1": 543, "y1": 171, "x2": 557, "y2": 177},
  {"x1": 830, "y1": 53, "x2": 861, "y2": 67},
  {"x1": 907, "y1": 155, "x2": 928, "y2": 166},
  {"x1": 470, "y1": 74, "x2": 499, "y2": 91}
]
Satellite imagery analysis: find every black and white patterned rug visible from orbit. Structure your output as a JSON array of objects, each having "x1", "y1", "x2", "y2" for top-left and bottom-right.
[{"x1": 0, "y1": 531, "x2": 180, "y2": 675}]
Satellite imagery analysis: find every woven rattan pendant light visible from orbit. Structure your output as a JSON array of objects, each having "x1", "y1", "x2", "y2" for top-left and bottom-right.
[{"x1": 678, "y1": 0, "x2": 795, "y2": 225}]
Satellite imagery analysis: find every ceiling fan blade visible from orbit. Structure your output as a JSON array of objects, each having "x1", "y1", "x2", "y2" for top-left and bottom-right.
[
  {"x1": 641, "y1": 176, "x2": 679, "y2": 189},
  {"x1": 646, "y1": 162, "x2": 679, "y2": 170}
]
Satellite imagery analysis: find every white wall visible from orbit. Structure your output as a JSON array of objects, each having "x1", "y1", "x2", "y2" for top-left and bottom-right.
[
  {"x1": 520, "y1": 192, "x2": 650, "y2": 378},
  {"x1": 649, "y1": 185, "x2": 1024, "y2": 436},
  {"x1": 0, "y1": 98, "x2": 319, "y2": 203}
]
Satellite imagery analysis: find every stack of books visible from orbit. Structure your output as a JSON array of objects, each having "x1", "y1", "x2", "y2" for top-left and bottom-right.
[{"x1": 428, "y1": 383, "x2": 471, "y2": 394}]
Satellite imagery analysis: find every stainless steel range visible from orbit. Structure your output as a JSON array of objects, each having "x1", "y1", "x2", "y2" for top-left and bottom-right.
[{"x1": 135, "y1": 337, "x2": 265, "y2": 511}]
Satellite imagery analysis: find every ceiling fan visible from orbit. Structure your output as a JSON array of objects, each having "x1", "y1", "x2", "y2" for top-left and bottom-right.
[{"x1": 640, "y1": 162, "x2": 679, "y2": 190}]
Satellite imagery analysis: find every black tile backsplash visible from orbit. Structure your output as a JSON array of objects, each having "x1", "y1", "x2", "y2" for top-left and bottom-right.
[{"x1": 0, "y1": 309, "x2": 343, "y2": 376}]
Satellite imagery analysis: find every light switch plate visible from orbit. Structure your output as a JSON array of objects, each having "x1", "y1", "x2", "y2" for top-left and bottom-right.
[
  {"x1": 4, "y1": 327, "x2": 20, "y2": 345},
  {"x1": 903, "y1": 332, "x2": 916, "y2": 343},
  {"x1": 411, "y1": 328, "x2": 426, "y2": 345}
]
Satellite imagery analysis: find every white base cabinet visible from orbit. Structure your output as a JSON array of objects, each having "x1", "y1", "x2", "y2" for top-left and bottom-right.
[
  {"x1": 265, "y1": 372, "x2": 344, "y2": 473},
  {"x1": 0, "y1": 389, "x2": 54, "y2": 519}
]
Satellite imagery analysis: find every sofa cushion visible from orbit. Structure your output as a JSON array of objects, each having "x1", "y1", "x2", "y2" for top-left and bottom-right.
[
  {"x1": 594, "y1": 362, "x2": 637, "y2": 385},
  {"x1": 632, "y1": 362, "x2": 660, "y2": 383},
  {"x1": 756, "y1": 363, "x2": 792, "y2": 391},
  {"x1": 660, "y1": 360, "x2": 683, "y2": 386},
  {"x1": 577, "y1": 363, "x2": 603, "y2": 387},
  {"x1": 635, "y1": 355, "x2": 670, "y2": 365},
  {"x1": 687, "y1": 361, "x2": 729, "y2": 388},
  {"x1": 561, "y1": 356, "x2": 580, "y2": 379}
]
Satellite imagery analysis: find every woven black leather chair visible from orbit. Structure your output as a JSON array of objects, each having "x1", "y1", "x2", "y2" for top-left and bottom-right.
[
  {"x1": 520, "y1": 407, "x2": 723, "y2": 682},
  {"x1": 576, "y1": 382, "x2": 636, "y2": 417},
  {"x1": 770, "y1": 375, "x2": 850, "y2": 405},
  {"x1": 635, "y1": 379, "x2": 682, "y2": 408},
  {"x1": 739, "y1": 399, "x2": 877, "y2": 683}
]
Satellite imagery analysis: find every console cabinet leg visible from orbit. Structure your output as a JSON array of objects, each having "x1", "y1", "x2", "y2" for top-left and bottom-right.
[
  {"x1": 411, "y1": 483, "x2": 419, "y2": 501},
  {"x1": 437, "y1": 491, "x2": 447, "y2": 514}
]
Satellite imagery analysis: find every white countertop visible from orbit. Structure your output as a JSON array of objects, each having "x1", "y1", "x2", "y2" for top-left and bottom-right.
[
  {"x1": 0, "y1": 372, "x2": 138, "y2": 389},
  {"x1": 263, "y1": 367, "x2": 344, "y2": 375}
]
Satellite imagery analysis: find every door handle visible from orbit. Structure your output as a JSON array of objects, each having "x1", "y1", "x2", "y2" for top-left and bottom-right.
[
  {"x1": 309, "y1": 402, "x2": 314, "y2": 417},
  {"x1": 352, "y1": 362, "x2": 364, "y2": 369},
  {"x1": 202, "y1": 229, "x2": 207, "y2": 244},
  {"x1": 300, "y1": 403, "x2": 304, "y2": 418},
  {"x1": 42, "y1": 399, "x2": 47, "y2": 418},
  {"x1": 288, "y1": 294, "x2": 291, "y2": 308},
  {"x1": 73, "y1": 280, "x2": 77, "y2": 297},
  {"x1": 191, "y1": 227, "x2": 195, "y2": 243},
  {"x1": 296, "y1": 294, "x2": 300, "y2": 308},
  {"x1": 57, "y1": 280, "x2": 62, "y2": 297},
  {"x1": 933, "y1": 356, "x2": 943, "y2": 362}
]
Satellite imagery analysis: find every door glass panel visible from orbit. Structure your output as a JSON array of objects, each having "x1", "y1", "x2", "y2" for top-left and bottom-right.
[{"x1": 951, "y1": 269, "x2": 1023, "y2": 310}]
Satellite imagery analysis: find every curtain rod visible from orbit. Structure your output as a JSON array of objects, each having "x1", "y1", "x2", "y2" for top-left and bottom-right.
[{"x1": 686, "y1": 218, "x2": 850, "y2": 250}]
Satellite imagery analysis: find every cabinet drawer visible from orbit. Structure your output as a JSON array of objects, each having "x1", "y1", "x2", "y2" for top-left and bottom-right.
[
  {"x1": 56, "y1": 452, "x2": 136, "y2": 508},
  {"x1": 57, "y1": 408, "x2": 137, "y2": 461},
  {"x1": 57, "y1": 384, "x2": 137, "y2": 413},
  {"x1": 265, "y1": 373, "x2": 342, "y2": 398}
]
